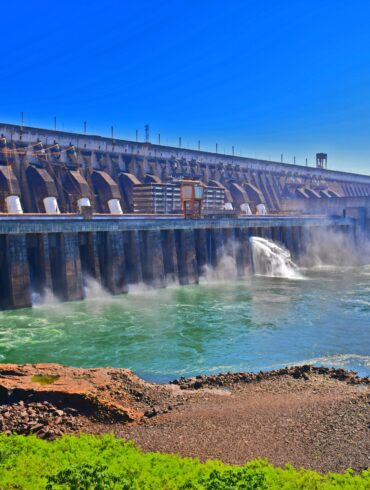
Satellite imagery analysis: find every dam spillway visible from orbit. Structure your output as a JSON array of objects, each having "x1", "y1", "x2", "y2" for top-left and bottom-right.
[{"x1": 0, "y1": 122, "x2": 369, "y2": 310}]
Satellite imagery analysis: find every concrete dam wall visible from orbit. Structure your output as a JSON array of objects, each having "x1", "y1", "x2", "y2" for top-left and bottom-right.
[
  {"x1": 0, "y1": 215, "x2": 355, "y2": 310},
  {"x1": 1, "y1": 123, "x2": 370, "y2": 216},
  {"x1": 0, "y1": 123, "x2": 367, "y2": 311}
]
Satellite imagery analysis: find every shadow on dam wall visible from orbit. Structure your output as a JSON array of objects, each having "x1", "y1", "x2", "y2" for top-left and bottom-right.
[{"x1": 0, "y1": 218, "x2": 357, "y2": 310}]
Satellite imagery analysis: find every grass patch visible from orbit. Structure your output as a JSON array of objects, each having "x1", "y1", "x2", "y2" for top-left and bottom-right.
[
  {"x1": 31, "y1": 374, "x2": 60, "y2": 386},
  {"x1": 0, "y1": 434, "x2": 367, "y2": 489},
  {"x1": 0, "y1": 434, "x2": 370, "y2": 490}
]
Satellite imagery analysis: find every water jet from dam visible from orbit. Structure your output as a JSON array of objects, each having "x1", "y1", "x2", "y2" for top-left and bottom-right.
[{"x1": 250, "y1": 237, "x2": 303, "y2": 279}]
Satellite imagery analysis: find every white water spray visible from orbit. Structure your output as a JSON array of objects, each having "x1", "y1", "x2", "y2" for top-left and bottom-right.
[
  {"x1": 83, "y1": 276, "x2": 111, "y2": 300},
  {"x1": 31, "y1": 288, "x2": 60, "y2": 307},
  {"x1": 200, "y1": 254, "x2": 238, "y2": 283},
  {"x1": 249, "y1": 237, "x2": 303, "y2": 279}
]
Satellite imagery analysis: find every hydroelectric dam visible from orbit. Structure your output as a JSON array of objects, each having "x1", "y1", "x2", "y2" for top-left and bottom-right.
[{"x1": 0, "y1": 122, "x2": 369, "y2": 310}]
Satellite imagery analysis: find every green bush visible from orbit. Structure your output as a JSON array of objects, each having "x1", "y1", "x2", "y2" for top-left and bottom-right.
[{"x1": 0, "y1": 433, "x2": 368, "y2": 489}]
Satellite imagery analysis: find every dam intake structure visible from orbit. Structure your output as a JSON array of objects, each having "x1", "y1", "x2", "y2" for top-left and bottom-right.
[{"x1": 0, "y1": 123, "x2": 369, "y2": 310}]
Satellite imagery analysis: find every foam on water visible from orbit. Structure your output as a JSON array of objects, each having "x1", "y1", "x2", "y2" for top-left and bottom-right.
[{"x1": 287, "y1": 354, "x2": 370, "y2": 371}]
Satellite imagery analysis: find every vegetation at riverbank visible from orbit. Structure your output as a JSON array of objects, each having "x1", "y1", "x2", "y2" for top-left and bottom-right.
[{"x1": 0, "y1": 433, "x2": 368, "y2": 489}]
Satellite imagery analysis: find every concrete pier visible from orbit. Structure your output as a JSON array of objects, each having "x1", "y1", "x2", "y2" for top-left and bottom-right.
[
  {"x1": 141, "y1": 230, "x2": 165, "y2": 287},
  {"x1": 194, "y1": 229, "x2": 208, "y2": 275},
  {"x1": 5, "y1": 234, "x2": 31, "y2": 308},
  {"x1": 81, "y1": 232, "x2": 102, "y2": 282},
  {"x1": 161, "y1": 230, "x2": 178, "y2": 282},
  {"x1": 125, "y1": 230, "x2": 143, "y2": 284},
  {"x1": 175, "y1": 229, "x2": 198, "y2": 285},
  {"x1": 100, "y1": 231, "x2": 128, "y2": 294},
  {"x1": 53, "y1": 233, "x2": 84, "y2": 301}
]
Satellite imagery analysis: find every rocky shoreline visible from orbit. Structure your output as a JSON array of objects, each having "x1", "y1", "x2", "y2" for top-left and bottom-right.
[
  {"x1": 0, "y1": 363, "x2": 368, "y2": 472},
  {"x1": 171, "y1": 364, "x2": 370, "y2": 389}
]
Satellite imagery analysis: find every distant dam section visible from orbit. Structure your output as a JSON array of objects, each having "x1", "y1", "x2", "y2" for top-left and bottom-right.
[{"x1": 0, "y1": 122, "x2": 369, "y2": 310}]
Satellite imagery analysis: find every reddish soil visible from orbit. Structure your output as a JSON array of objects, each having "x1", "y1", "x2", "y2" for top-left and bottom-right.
[{"x1": 0, "y1": 364, "x2": 368, "y2": 473}]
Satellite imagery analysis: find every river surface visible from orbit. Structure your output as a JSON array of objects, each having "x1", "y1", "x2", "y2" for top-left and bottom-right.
[{"x1": 0, "y1": 266, "x2": 369, "y2": 382}]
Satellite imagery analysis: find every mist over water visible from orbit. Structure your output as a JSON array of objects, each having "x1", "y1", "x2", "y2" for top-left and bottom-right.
[
  {"x1": 200, "y1": 254, "x2": 238, "y2": 283},
  {"x1": 3, "y1": 230, "x2": 370, "y2": 381}
]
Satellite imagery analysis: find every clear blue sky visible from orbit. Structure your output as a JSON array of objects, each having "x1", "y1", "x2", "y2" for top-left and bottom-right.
[{"x1": 2, "y1": 0, "x2": 370, "y2": 173}]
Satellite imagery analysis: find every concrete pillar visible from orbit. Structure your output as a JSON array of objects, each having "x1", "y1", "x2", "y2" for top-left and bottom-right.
[
  {"x1": 206, "y1": 229, "x2": 215, "y2": 267},
  {"x1": 80, "y1": 232, "x2": 101, "y2": 282},
  {"x1": 299, "y1": 226, "x2": 310, "y2": 258},
  {"x1": 272, "y1": 227, "x2": 280, "y2": 243},
  {"x1": 33, "y1": 234, "x2": 53, "y2": 293},
  {"x1": 125, "y1": 230, "x2": 143, "y2": 284},
  {"x1": 5, "y1": 234, "x2": 32, "y2": 308},
  {"x1": 212, "y1": 228, "x2": 225, "y2": 266},
  {"x1": 223, "y1": 228, "x2": 236, "y2": 259},
  {"x1": 175, "y1": 229, "x2": 198, "y2": 285},
  {"x1": 264, "y1": 227, "x2": 272, "y2": 239},
  {"x1": 289, "y1": 227, "x2": 299, "y2": 260},
  {"x1": 140, "y1": 230, "x2": 165, "y2": 287},
  {"x1": 235, "y1": 228, "x2": 250, "y2": 275},
  {"x1": 101, "y1": 231, "x2": 128, "y2": 294},
  {"x1": 0, "y1": 236, "x2": 7, "y2": 308},
  {"x1": 355, "y1": 207, "x2": 367, "y2": 245},
  {"x1": 194, "y1": 228, "x2": 208, "y2": 275},
  {"x1": 39, "y1": 234, "x2": 53, "y2": 291},
  {"x1": 294, "y1": 226, "x2": 304, "y2": 260},
  {"x1": 25, "y1": 234, "x2": 53, "y2": 296},
  {"x1": 56, "y1": 233, "x2": 84, "y2": 301},
  {"x1": 161, "y1": 230, "x2": 178, "y2": 282},
  {"x1": 280, "y1": 226, "x2": 288, "y2": 249},
  {"x1": 278, "y1": 226, "x2": 284, "y2": 244},
  {"x1": 284, "y1": 226, "x2": 293, "y2": 255},
  {"x1": 49, "y1": 233, "x2": 84, "y2": 301}
]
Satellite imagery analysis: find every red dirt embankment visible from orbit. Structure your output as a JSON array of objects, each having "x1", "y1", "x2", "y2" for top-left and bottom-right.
[{"x1": 0, "y1": 363, "x2": 368, "y2": 473}]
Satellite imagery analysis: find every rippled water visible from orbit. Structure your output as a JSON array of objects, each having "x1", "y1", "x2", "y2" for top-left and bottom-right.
[{"x1": 0, "y1": 266, "x2": 369, "y2": 381}]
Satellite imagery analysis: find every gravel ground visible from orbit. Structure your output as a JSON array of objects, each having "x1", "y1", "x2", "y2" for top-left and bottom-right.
[{"x1": 121, "y1": 375, "x2": 370, "y2": 473}]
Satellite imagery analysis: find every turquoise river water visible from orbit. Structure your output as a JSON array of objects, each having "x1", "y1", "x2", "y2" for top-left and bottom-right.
[{"x1": 0, "y1": 264, "x2": 369, "y2": 382}]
